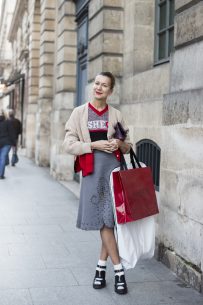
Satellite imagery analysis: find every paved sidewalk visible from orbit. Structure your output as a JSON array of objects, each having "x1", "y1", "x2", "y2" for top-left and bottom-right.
[{"x1": 0, "y1": 156, "x2": 202, "y2": 305}]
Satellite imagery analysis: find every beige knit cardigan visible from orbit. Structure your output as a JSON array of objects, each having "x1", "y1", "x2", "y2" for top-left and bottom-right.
[{"x1": 63, "y1": 103, "x2": 131, "y2": 156}]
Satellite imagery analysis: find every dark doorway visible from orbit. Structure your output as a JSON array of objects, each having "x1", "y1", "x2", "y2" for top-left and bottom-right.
[{"x1": 136, "y1": 139, "x2": 161, "y2": 191}]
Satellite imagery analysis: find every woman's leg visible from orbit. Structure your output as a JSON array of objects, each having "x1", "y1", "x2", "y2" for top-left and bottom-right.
[
  {"x1": 93, "y1": 238, "x2": 109, "y2": 289},
  {"x1": 93, "y1": 226, "x2": 119, "y2": 289},
  {"x1": 100, "y1": 226, "x2": 120, "y2": 265},
  {"x1": 100, "y1": 226, "x2": 128, "y2": 294},
  {"x1": 99, "y1": 241, "x2": 108, "y2": 261}
]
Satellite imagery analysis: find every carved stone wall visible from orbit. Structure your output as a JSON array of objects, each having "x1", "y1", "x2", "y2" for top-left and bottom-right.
[
  {"x1": 120, "y1": 0, "x2": 203, "y2": 292},
  {"x1": 175, "y1": 1, "x2": 203, "y2": 48},
  {"x1": 159, "y1": 0, "x2": 203, "y2": 291}
]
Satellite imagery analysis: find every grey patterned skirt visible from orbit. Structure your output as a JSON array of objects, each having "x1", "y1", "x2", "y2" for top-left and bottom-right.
[{"x1": 76, "y1": 150, "x2": 120, "y2": 230}]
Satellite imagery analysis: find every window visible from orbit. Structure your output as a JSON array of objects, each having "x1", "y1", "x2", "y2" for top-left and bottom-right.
[
  {"x1": 136, "y1": 139, "x2": 161, "y2": 191},
  {"x1": 154, "y1": 0, "x2": 174, "y2": 64}
]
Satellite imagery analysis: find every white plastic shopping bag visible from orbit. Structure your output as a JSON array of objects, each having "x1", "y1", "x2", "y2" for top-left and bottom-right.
[{"x1": 110, "y1": 165, "x2": 156, "y2": 270}]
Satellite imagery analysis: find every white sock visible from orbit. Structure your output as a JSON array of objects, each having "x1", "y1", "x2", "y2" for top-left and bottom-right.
[
  {"x1": 98, "y1": 260, "x2": 107, "y2": 267},
  {"x1": 114, "y1": 263, "x2": 123, "y2": 271}
]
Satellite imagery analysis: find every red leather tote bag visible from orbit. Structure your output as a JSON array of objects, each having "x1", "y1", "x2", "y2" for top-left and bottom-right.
[{"x1": 112, "y1": 149, "x2": 159, "y2": 224}]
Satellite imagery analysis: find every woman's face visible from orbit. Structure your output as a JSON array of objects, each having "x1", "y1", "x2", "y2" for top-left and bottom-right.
[{"x1": 93, "y1": 75, "x2": 112, "y2": 101}]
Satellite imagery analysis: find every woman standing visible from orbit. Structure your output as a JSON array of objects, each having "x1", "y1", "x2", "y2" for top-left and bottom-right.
[
  {"x1": 63, "y1": 72, "x2": 131, "y2": 294},
  {"x1": 0, "y1": 109, "x2": 16, "y2": 179}
]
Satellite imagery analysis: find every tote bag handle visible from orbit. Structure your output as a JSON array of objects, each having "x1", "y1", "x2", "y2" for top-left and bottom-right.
[
  {"x1": 120, "y1": 148, "x2": 142, "y2": 170},
  {"x1": 129, "y1": 148, "x2": 142, "y2": 168}
]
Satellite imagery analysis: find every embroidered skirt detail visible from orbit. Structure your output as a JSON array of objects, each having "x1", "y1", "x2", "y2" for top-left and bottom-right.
[{"x1": 76, "y1": 150, "x2": 120, "y2": 230}]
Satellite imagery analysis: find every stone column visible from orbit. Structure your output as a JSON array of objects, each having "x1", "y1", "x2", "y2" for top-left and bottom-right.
[
  {"x1": 50, "y1": 0, "x2": 77, "y2": 179},
  {"x1": 26, "y1": 0, "x2": 40, "y2": 158},
  {"x1": 35, "y1": 0, "x2": 56, "y2": 166},
  {"x1": 160, "y1": 0, "x2": 203, "y2": 292},
  {"x1": 123, "y1": 0, "x2": 155, "y2": 80},
  {"x1": 88, "y1": 0, "x2": 124, "y2": 105}
]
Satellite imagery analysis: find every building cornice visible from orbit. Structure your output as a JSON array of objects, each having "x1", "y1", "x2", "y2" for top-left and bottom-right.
[{"x1": 7, "y1": 0, "x2": 27, "y2": 42}]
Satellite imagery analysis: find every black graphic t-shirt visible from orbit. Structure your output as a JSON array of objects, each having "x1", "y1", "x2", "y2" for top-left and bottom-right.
[{"x1": 88, "y1": 103, "x2": 108, "y2": 142}]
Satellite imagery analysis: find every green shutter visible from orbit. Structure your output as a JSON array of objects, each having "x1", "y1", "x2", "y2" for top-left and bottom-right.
[{"x1": 154, "y1": 0, "x2": 174, "y2": 64}]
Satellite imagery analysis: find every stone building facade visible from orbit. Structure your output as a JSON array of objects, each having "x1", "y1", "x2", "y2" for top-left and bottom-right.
[
  {"x1": 0, "y1": 0, "x2": 202, "y2": 292},
  {"x1": 0, "y1": 0, "x2": 16, "y2": 108}
]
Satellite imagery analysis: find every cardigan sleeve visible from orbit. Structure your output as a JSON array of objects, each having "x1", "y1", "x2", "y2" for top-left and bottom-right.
[
  {"x1": 118, "y1": 112, "x2": 133, "y2": 153},
  {"x1": 62, "y1": 108, "x2": 92, "y2": 156}
]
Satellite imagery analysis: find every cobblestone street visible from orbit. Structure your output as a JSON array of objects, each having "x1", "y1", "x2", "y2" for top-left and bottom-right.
[{"x1": 0, "y1": 156, "x2": 202, "y2": 305}]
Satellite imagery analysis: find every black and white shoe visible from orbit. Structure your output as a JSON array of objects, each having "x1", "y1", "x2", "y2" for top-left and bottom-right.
[
  {"x1": 114, "y1": 269, "x2": 128, "y2": 295},
  {"x1": 93, "y1": 265, "x2": 106, "y2": 289}
]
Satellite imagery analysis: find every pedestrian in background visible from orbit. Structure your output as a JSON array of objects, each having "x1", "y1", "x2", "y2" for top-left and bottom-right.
[
  {"x1": 7, "y1": 109, "x2": 22, "y2": 166},
  {"x1": 0, "y1": 109, "x2": 16, "y2": 179},
  {"x1": 63, "y1": 72, "x2": 131, "y2": 294}
]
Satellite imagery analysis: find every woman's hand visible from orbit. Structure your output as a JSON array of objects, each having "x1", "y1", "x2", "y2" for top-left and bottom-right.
[
  {"x1": 91, "y1": 140, "x2": 119, "y2": 153},
  {"x1": 108, "y1": 139, "x2": 120, "y2": 150},
  {"x1": 91, "y1": 139, "x2": 131, "y2": 153},
  {"x1": 109, "y1": 139, "x2": 131, "y2": 154}
]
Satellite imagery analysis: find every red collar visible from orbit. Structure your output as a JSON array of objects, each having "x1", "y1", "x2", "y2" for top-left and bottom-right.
[{"x1": 88, "y1": 102, "x2": 108, "y2": 116}]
